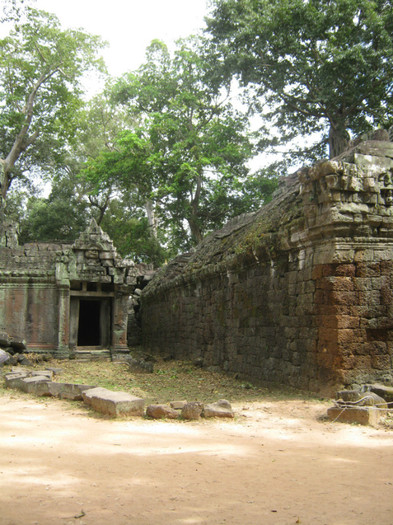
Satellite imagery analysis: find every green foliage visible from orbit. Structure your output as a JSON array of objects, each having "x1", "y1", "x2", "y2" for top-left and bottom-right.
[
  {"x1": 0, "y1": 6, "x2": 106, "y2": 202},
  {"x1": 18, "y1": 176, "x2": 90, "y2": 243},
  {"x1": 99, "y1": 198, "x2": 170, "y2": 266},
  {"x1": 206, "y1": 0, "x2": 393, "y2": 158},
  {"x1": 84, "y1": 38, "x2": 270, "y2": 252}
]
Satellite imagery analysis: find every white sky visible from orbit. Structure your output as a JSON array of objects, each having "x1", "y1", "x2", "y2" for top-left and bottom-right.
[{"x1": 34, "y1": 0, "x2": 210, "y2": 77}]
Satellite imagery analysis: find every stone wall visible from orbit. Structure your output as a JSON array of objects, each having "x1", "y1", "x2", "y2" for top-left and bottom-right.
[
  {"x1": 141, "y1": 141, "x2": 393, "y2": 394},
  {"x1": 0, "y1": 220, "x2": 141, "y2": 359}
]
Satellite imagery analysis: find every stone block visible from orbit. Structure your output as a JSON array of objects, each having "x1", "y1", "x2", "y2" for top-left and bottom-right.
[
  {"x1": 4, "y1": 371, "x2": 29, "y2": 389},
  {"x1": 181, "y1": 402, "x2": 204, "y2": 420},
  {"x1": 146, "y1": 404, "x2": 179, "y2": 419},
  {"x1": 44, "y1": 382, "x2": 96, "y2": 400},
  {"x1": 327, "y1": 406, "x2": 386, "y2": 426},
  {"x1": 0, "y1": 332, "x2": 11, "y2": 347},
  {"x1": 20, "y1": 376, "x2": 51, "y2": 394},
  {"x1": 367, "y1": 383, "x2": 393, "y2": 404},
  {"x1": 170, "y1": 400, "x2": 187, "y2": 410},
  {"x1": 31, "y1": 370, "x2": 53, "y2": 380},
  {"x1": 203, "y1": 400, "x2": 234, "y2": 418},
  {"x1": 82, "y1": 387, "x2": 144, "y2": 417}
]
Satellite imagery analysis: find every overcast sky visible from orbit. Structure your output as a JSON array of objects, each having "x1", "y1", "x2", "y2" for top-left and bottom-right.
[{"x1": 33, "y1": 0, "x2": 210, "y2": 77}]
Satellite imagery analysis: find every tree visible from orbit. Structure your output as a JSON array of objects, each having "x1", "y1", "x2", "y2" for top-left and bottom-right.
[
  {"x1": 0, "y1": 7, "x2": 106, "y2": 209},
  {"x1": 206, "y1": 0, "x2": 393, "y2": 158},
  {"x1": 18, "y1": 174, "x2": 90, "y2": 243},
  {"x1": 85, "y1": 39, "x2": 258, "y2": 250}
]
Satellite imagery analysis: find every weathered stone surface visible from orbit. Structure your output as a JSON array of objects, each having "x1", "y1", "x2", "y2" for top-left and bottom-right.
[
  {"x1": 0, "y1": 332, "x2": 11, "y2": 347},
  {"x1": 20, "y1": 376, "x2": 50, "y2": 394},
  {"x1": 141, "y1": 140, "x2": 393, "y2": 395},
  {"x1": 327, "y1": 406, "x2": 386, "y2": 426},
  {"x1": 366, "y1": 384, "x2": 393, "y2": 404},
  {"x1": 181, "y1": 402, "x2": 204, "y2": 420},
  {"x1": 45, "y1": 382, "x2": 96, "y2": 400},
  {"x1": 336, "y1": 390, "x2": 362, "y2": 402},
  {"x1": 335, "y1": 392, "x2": 388, "y2": 408},
  {"x1": 9, "y1": 337, "x2": 26, "y2": 351},
  {"x1": 126, "y1": 357, "x2": 154, "y2": 373},
  {"x1": 203, "y1": 400, "x2": 234, "y2": 418},
  {"x1": 0, "y1": 349, "x2": 11, "y2": 366},
  {"x1": 146, "y1": 404, "x2": 179, "y2": 419},
  {"x1": 4, "y1": 371, "x2": 28, "y2": 388},
  {"x1": 0, "y1": 219, "x2": 149, "y2": 360},
  {"x1": 82, "y1": 387, "x2": 144, "y2": 417},
  {"x1": 31, "y1": 370, "x2": 53, "y2": 380},
  {"x1": 170, "y1": 400, "x2": 188, "y2": 410}
]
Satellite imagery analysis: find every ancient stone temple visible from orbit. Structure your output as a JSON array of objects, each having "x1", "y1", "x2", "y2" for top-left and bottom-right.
[
  {"x1": 141, "y1": 140, "x2": 393, "y2": 395},
  {"x1": 0, "y1": 219, "x2": 139, "y2": 360}
]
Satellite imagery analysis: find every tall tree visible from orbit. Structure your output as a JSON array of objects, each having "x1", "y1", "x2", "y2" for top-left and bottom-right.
[
  {"x1": 0, "y1": 7, "x2": 106, "y2": 209},
  {"x1": 85, "y1": 39, "x2": 256, "y2": 250},
  {"x1": 206, "y1": 0, "x2": 393, "y2": 158}
]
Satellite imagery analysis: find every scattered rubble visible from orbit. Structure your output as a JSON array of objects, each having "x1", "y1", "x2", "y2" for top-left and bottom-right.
[
  {"x1": 2, "y1": 367, "x2": 235, "y2": 420},
  {"x1": 327, "y1": 385, "x2": 392, "y2": 426}
]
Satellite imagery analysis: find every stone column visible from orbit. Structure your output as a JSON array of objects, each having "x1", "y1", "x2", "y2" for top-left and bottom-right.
[
  {"x1": 56, "y1": 285, "x2": 70, "y2": 359},
  {"x1": 110, "y1": 288, "x2": 130, "y2": 361}
]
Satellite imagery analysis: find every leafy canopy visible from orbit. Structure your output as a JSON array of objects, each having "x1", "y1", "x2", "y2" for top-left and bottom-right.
[
  {"x1": 84, "y1": 38, "x2": 265, "y2": 251},
  {"x1": 206, "y1": 0, "x2": 393, "y2": 158},
  {"x1": 0, "y1": 7, "x2": 106, "y2": 205}
]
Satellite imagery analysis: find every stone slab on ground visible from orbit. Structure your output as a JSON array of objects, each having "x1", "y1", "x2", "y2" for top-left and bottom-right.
[
  {"x1": 31, "y1": 370, "x2": 53, "y2": 380},
  {"x1": 181, "y1": 402, "x2": 204, "y2": 420},
  {"x1": 170, "y1": 400, "x2": 187, "y2": 410},
  {"x1": 82, "y1": 387, "x2": 144, "y2": 417},
  {"x1": 0, "y1": 349, "x2": 11, "y2": 366},
  {"x1": 4, "y1": 371, "x2": 29, "y2": 389},
  {"x1": 46, "y1": 382, "x2": 96, "y2": 400},
  {"x1": 367, "y1": 384, "x2": 393, "y2": 405},
  {"x1": 203, "y1": 399, "x2": 234, "y2": 418},
  {"x1": 20, "y1": 376, "x2": 51, "y2": 394},
  {"x1": 327, "y1": 406, "x2": 388, "y2": 426},
  {"x1": 146, "y1": 404, "x2": 179, "y2": 419}
]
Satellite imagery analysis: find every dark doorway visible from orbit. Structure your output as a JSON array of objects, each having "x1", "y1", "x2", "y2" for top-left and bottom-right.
[{"x1": 77, "y1": 300, "x2": 101, "y2": 346}]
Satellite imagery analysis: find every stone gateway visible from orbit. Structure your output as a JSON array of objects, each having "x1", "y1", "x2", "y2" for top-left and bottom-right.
[
  {"x1": 0, "y1": 219, "x2": 143, "y2": 360},
  {"x1": 141, "y1": 140, "x2": 393, "y2": 395}
]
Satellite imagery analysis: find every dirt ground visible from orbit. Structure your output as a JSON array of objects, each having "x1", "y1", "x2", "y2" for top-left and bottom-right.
[{"x1": 1, "y1": 392, "x2": 393, "y2": 525}]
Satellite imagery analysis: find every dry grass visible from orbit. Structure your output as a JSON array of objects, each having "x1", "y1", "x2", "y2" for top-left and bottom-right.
[{"x1": 0, "y1": 353, "x2": 320, "y2": 406}]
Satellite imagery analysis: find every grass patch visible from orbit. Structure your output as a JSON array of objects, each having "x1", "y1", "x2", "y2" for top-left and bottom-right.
[{"x1": 0, "y1": 355, "x2": 322, "y2": 406}]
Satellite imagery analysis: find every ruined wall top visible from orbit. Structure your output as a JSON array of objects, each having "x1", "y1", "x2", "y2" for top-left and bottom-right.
[
  {"x1": 0, "y1": 219, "x2": 139, "y2": 289},
  {"x1": 145, "y1": 139, "x2": 393, "y2": 296}
]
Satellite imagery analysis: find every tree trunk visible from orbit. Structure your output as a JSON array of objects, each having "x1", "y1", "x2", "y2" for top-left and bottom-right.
[
  {"x1": 328, "y1": 124, "x2": 351, "y2": 158},
  {"x1": 145, "y1": 199, "x2": 158, "y2": 238},
  {"x1": 187, "y1": 216, "x2": 203, "y2": 245}
]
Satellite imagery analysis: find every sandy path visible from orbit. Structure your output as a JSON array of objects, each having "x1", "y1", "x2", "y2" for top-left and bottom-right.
[{"x1": 1, "y1": 393, "x2": 393, "y2": 525}]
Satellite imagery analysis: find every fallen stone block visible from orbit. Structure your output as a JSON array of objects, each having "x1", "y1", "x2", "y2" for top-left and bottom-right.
[
  {"x1": 20, "y1": 376, "x2": 51, "y2": 394},
  {"x1": 0, "y1": 332, "x2": 11, "y2": 347},
  {"x1": 126, "y1": 357, "x2": 154, "y2": 373},
  {"x1": 0, "y1": 349, "x2": 11, "y2": 366},
  {"x1": 336, "y1": 390, "x2": 362, "y2": 402},
  {"x1": 327, "y1": 406, "x2": 387, "y2": 426},
  {"x1": 4, "y1": 372, "x2": 29, "y2": 389},
  {"x1": 46, "y1": 382, "x2": 96, "y2": 401},
  {"x1": 203, "y1": 399, "x2": 234, "y2": 418},
  {"x1": 366, "y1": 384, "x2": 393, "y2": 406},
  {"x1": 82, "y1": 387, "x2": 144, "y2": 417},
  {"x1": 181, "y1": 402, "x2": 204, "y2": 420},
  {"x1": 46, "y1": 367, "x2": 63, "y2": 376},
  {"x1": 146, "y1": 404, "x2": 179, "y2": 419},
  {"x1": 31, "y1": 370, "x2": 53, "y2": 380},
  {"x1": 10, "y1": 336, "x2": 27, "y2": 351},
  {"x1": 170, "y1": 400, "x2": 187, "y2": 410}
]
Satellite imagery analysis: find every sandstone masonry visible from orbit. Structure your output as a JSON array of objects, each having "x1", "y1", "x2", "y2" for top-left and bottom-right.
[
  {"x1": 0, "y1": 219, "x2": 145, "y2": 359},
  {"x1": 141, "y1": 141, "x2": 393, "y2": 395}
]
